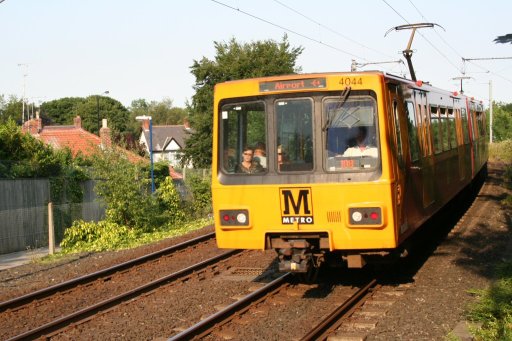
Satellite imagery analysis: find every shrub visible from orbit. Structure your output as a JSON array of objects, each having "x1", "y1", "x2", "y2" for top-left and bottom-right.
[
  {"x1": 156, "y1": 177, "x2": 186, "y2": 227},
  {"x1": 184, "y1": 172, "x2": 212, "y2": 218},
  {"x1": 61, "y1": 220, "x2": 137, "y2": 253}
]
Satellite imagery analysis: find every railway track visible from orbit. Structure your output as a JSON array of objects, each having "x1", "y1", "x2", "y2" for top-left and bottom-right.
[
  {"x1": 1, "y1": 232, "x2": 247, "y2": 341},
  {"x1": 0, "y1": 231, "x2": 216, "y2": 312},
  {"x1": 170, "y1": 275, "x2": 381, "y2": 340}
]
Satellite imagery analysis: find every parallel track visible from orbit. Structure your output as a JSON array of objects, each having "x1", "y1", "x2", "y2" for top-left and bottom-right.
[
  {"x1": 7, "y1": 249, "x2": 241, "y2": 341},
  {"x1": 0, "y1": 231, "x2": 215, "y2": 312}
]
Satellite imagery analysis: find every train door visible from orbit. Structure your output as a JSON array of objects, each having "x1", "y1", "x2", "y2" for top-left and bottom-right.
[
  {"x1": 403, "y1": 97, "x2": 423, "y2": 231},
  {"x1": 386, "y1": 83, "x2": 407, "y2": 238},
  {"x1": 415, "y1": 90, "x2": 435, "y2": 209}
]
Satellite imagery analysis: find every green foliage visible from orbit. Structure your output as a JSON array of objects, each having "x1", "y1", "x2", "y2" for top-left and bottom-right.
[
  {"x1": 60, "y1": 220, "x2": 137, "y2": 253},
  {"x1": 181, "y1": 35, "x2": 304, "y2": 168},
  {"x1": 89, "y1": 146, "x2": 159, "y2": 231},
  {"x1": 0, "y1": 119, "x2": 64, "y2": 178},
  {"x1": 491, "y1": 102, "x2": 512, "y2": 142},
  {"x1": 467, "y1": 262, "x2": 512, "y2": 340},
  {"x1": 127, "y1": 98, "x2": 188, "y2": 137},
  {"x1": 184, "y1": 171, "x2": 212, "y2": 218},
  {"x1": 0, "y1": 95, "x2": 23, "y2": 124},
  {"x1": 40, "y1": 97, "x2": 85, "y2": 125},
  {"x1": 60, "y1": 217, "x2": 212, "y2": 254},
  {"x1": 40, "y1": 96, "x2": 130, "y2": 136},
  {"x1": 489, "y1": 139, "x2": 512, "y2": 163},
  {"x1": 156, "y1": 177, "x2": 185, "y2": 226}
]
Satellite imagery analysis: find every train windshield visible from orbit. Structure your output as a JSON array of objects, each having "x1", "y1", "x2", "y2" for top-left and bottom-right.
[
  {"x1": 275, "y1": 98, "x2": 314, "y2": 172},
  {"x1": 324, "y1": 95, "x2": 379, "y2": 171},
  {"x1": 220, "y1": 101, "x2": 267, "y2": 174}
]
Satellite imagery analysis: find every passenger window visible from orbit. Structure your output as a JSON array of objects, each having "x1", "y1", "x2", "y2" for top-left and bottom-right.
[
  {"x1": 323, "y1": 95, "x2": 379, "y2": 172},
  {"x1": 405, "y1": 101, "x2": 420, "y2": 162},
  {"x1": 275, "y1": 98, "x2": 314, "y2": 172},
  {"x1": 220, "y1": 101, "x2": 267, "y2": 174}
]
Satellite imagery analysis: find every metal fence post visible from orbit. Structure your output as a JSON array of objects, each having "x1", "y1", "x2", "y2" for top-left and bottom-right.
[{"x1": 48, "y1": 202, "x2": 55, "y2": 255}]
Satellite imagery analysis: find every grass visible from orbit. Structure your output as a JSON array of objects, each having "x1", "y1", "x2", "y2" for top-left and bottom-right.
[
  {"x1": 462, "y1": 139, "x2": 512, "y2": 340},
  {"x1": 466, "y1": 263, "x2": 512, "y2": 340}
]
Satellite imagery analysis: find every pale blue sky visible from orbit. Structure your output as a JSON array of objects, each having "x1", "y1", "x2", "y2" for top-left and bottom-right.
[{"x1": 1, "y1": 0, "x2": 511, "y2": 109}]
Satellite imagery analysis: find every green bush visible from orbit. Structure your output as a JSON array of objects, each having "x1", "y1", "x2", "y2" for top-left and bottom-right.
[
  {"x1": 156, "y1": 176, "x2": 186, "y2": 227},
  {"x1": 61, "y1": 220, "x2": 137, "y2": 253},
  {"x1": 184, "y1": 172, "x2": 212, "y2": 218}
]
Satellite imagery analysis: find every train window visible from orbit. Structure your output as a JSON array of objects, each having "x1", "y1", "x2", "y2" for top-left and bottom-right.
[
  {"x1": 430, "y1": 106, "x2": 443, "y2": 154},
  {"x1": 461, "y1": 108, "x2": 470, "y2": 144},
  {"x1": 448, "y1": 109, "x2": 457, "y2": 148},
  {"x1": 323, "y1": 95, "x2": 379, "y2": 172},
  {"x1": 405, "y1": 101, "x2": 420, "y2": 162},
  {"x1": 441, "y1": 108, "x2": 450, "y2": 152},
  {"x1": 219, "y1": 101, "x2": 266, "y2": 174},
  {"x1": 275, "y1": 98, "x2": 314, "y2": 172},
  {"x1": 393, "y1": 100, "x2": 404, "y2": 165},
  {"x1": 476, "y1": 111, "x2": 486, "y2": 137}
]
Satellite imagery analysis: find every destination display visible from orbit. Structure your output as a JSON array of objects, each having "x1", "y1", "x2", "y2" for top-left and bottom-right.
[{"x1": 259, "y1": 78, "x2": 326, "y2": 92}]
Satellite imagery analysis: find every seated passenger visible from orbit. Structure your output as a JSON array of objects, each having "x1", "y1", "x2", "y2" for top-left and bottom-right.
[
  {"x1": 235, "y1": 146, "x2": 264, "y2": 174},
  {"x1": 343, "y1": 126, "x2": 378, "y2": 157},
  {"x1": 253, "y1": 142, "x2": 267, "y2": 168}
]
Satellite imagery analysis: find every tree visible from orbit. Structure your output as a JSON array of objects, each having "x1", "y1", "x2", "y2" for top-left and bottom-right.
[
  {"x1": 491, "y1": 102, "x2": 512, "y2": 141},
  {"x1": 40, "y1": 97, "x2": 85, "y2": 125},
  {"x1": 494, "y1": 34, "x2": 512, "y2": 44},
  {"x1": 181, "y1": 35, "x2": 303, "y2": 168},
  {"x1": 0, "y1": 95, "x2": 23, "y2": 124},
  {"x1": 40, "y1": 96, "x2": 130, "y2": 136}
]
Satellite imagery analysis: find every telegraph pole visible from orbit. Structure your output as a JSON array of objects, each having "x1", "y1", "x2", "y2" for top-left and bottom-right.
[{"x1": 17, "y1": 63, "x2": 28, "y2": 124}]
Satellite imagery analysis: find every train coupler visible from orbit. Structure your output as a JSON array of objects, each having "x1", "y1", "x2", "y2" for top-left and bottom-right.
[{"x1": 278, "y1": 248, "x2": 311, "y2": 272}]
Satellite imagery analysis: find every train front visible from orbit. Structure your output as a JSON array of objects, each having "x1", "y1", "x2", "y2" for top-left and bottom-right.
[{"x1": 212, "y1": 74, "x2": 399, "y2": 273}]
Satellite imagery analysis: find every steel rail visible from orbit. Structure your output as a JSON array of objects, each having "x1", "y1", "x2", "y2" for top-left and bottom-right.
[
  {"x1": 6, "y1": 248, "x2": 240, "y2": 341},
  {"x1": 300, "y1": 278, "x2": 379, "y2": 341},
  {"x1": 0, "y1": 231, "x2": 215, "y2": 312},
  {"x1": 169, "y1": 272, "x2": 293, "y2": 340}
]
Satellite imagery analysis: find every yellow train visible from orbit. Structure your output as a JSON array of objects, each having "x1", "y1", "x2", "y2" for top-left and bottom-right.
[{"x1": 212, "y1": 72, "x2": 488, "y2": 273}]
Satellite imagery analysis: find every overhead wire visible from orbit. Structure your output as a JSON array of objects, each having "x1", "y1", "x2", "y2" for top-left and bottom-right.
[
  {"x1": 407, "y1": 0, "x2": 512, "y2": 84},
  {"x1": 210, "y1": 0, "x2": 364, "y2": 60},
  {"x1": 272, "y1": 0, "x2": 395, "y2": 60},
  {"x1": 381, "y1": 0, "x2": 462, "y2": 74}
]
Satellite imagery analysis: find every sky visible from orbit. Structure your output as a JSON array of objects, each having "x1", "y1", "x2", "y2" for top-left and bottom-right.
[{"x1": 1, "y1": 0, "x2": 511, "y2": 110}]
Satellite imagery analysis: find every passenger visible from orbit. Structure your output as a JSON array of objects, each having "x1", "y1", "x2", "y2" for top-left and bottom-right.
[
  {"x1": 343, "y1": 126, "x2": 378, "y2": 157},
  {"x1": 277, "y1": 145, "x2": 289, "y2": 171},
  {"x1": 235, "y1": 146, "x2": 264, "y2": 174},
  {"x1": 253, "y1": 142, "x2": 267, "y2": 168}
]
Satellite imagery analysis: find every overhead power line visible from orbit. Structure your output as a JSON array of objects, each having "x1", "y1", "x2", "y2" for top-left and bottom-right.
[
  {"x1": 272, "y1": 0, "x2": 394, "y2": 59},
  {"x1": 210, "y1": 0, "x2": 363, "y2": 60},
  {"x1": 381, "y1": 0, "x2": 462, "y2": 74}
]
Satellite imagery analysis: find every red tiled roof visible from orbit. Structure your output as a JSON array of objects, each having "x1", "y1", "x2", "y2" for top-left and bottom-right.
[
  {"x1": 38, "y1": 126, "x2": 102, "y2": 157},
  {"x1": 24, "y1": 119, "x2": 145, "y2": 164}
]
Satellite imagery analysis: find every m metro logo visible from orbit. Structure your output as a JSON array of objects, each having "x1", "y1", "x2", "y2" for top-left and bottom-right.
[{"x1": 280, "y1": 187, "x2": 314, "y2": 224}]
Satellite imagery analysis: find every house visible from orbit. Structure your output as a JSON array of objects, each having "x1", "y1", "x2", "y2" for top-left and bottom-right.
[
  {"x1": 22, "y1": 114, "x2": 144, "y2": 164},
  {"x1": 138, "y1": 119, "x2": 193, "y2": 168}
]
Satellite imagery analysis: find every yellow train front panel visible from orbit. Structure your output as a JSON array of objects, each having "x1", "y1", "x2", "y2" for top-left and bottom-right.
[{"x1": 213, "y1": 180, "x2": 397, "y2": 251}]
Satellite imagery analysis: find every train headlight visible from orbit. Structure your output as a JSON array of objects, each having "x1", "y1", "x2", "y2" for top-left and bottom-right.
[
  {"x1": 236, "y1": 213, "x2": 247, "y2": 224},
  {"x1": 348, "y1": 207, "x2": 383, "y2": 227},
  {"x1": 352, "y1": 211, "x2": 363, "y2": 222},
  {"x1": 219, "y1": 209, "x2": 249, "y2": 226}
]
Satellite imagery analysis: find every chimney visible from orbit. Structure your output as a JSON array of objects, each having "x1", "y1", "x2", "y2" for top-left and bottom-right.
[
  {"x1": 74, "y1": 116, "x2": 82, "y2": 129},
  {"x1": 22, "y1": 115, "x2": 42, "y2": 135},
  {"x1": 142, "y1": 119, "x2": 150, "y2": 131},
  {"x1": 183, "y1": 117, "x2": 190, "y2": 130},
  {"x1": 99, "y1": 118, "x2": 111, "y2": 148}
]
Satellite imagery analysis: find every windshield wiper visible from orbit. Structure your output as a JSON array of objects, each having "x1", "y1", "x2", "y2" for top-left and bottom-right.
[{"x1": 323, "y1": 86, "x2": 351, "y2": 131}]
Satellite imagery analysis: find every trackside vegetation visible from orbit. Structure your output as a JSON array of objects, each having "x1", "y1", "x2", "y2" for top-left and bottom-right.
[
  {"x1": 464, "y1": 140, "x2": 512, "y2": 340},
  {"x1": 60, "y1": 146, "x2": 212, "y2": 254}
]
